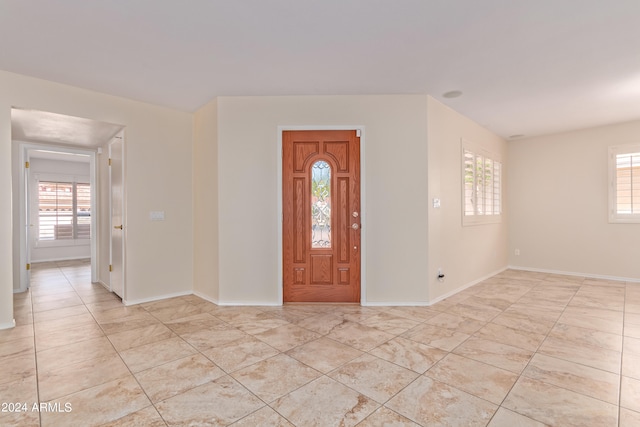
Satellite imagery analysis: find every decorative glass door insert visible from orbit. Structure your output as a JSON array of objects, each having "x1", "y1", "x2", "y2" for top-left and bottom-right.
[{"x1": 311, "y1": 160, "x2": 331, "y2": 248}]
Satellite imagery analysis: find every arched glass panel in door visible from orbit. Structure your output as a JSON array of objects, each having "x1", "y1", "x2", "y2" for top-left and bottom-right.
[{"x1": 311, "y1": 160, "x2": 331, "y2": 248}]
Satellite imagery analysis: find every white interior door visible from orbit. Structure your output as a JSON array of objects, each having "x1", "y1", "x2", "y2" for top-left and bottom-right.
[{"x1": 109, "y1": 135, "x2": 125, "y2": 298}]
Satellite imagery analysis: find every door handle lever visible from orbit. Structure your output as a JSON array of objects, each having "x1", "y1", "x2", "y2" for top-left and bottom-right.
[{"x1": 114, "y1": 225, "x2": 123, "y2": 230}]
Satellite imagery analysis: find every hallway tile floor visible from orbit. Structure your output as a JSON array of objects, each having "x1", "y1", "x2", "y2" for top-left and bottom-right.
[{"x1": 1, "y1": 260, "x2": 639, "y2": 426}]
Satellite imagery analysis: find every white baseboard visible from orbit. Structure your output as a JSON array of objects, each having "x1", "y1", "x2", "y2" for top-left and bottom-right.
[
  {"x1": 0, "y1": 319, "x2": 16, "y2": 330},
  {"x1": 193, "y1": 290, "x2": 219, "y2": 305},
  {"x1": 124, "y1": 290, "x2": 193, "y2": 306},
  {"x1": 363, "y1": 301, "x2": 430, "y2": 307},
  {"x1": 216, "y1": 300, "x2": 281, "y2": 306},
  {"x1": 428, "y1": 266, "x2": 509, "y2": 306},
  {"x1": 508, "y1": 265, "x2": 640, "y2": 283},
  {"x1": 13, "y1": 286, "x2": 28, "y2": 294}
]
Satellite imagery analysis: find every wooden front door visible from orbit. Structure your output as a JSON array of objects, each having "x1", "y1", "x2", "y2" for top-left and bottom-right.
[{"x1": 283, "y1": 130, "x2": 361, "y2": 302}]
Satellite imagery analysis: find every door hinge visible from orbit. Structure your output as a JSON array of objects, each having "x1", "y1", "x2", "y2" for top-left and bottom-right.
[
  {"x1": 26, "y1": 263, "x2": 31, "y2": 271},
  {"x1": 109, "y1": 264, "x2": 113, "y2": 272},
  {"x1": 25, "y1": 161, "x2": 30, "y2": 168},
  {"x1": 108, "y1": 158, "x2": 112, "y2": 166}
]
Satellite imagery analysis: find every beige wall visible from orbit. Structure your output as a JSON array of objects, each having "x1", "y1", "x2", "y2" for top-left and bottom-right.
[
  {"x1": 508, "y1": 120, "x2": 640, "y2": 280},
  {"x1": 193, "y1": 99, "x2": 219, "y2": 301},
  {"x1": 215, "y1": 95, "x2": 430, "y2": 304},
  {"x1": 1, "y1": 70, "x2": 193, "y2": 326},
  {"x1": 0, "y1": 100, "x2": 13, "y2": 328},
  {"x1": 426, "y1": 97, "x2": 509, "y2": 302}
]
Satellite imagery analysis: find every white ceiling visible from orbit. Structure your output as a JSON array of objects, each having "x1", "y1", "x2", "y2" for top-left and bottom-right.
[{"x1": 1, "y1": 0, "x2": 640, "y2": 139}]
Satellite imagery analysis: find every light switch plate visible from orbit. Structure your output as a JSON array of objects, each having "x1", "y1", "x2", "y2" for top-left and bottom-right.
[{"x1": 433, "y1": 198, "x2": 441, "y2": 208}]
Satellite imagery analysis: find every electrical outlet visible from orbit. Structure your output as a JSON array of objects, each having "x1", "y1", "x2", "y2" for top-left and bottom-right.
[{"x1": 515, "y1": 249, "x2": 520, "y2": 256}]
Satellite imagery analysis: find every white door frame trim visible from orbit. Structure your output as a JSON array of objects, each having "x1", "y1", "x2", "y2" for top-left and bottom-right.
[
  {"x1": 277, "y1": 125, "x2": 367, "y2": 304},
  {"x1": 17, "y1": 142, "x2": 98, "y2": 291}
]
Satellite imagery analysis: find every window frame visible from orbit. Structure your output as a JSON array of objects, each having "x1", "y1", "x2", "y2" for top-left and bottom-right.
[
  {"x1": 34, "y1": 173, "x2": 91, "y2": 247},
  {"x1": 609, "y1": 143, "x2": 640, "y2": 224},
  {"x1": 461, "y1": 139, "x2": 503, "y2": 226}
]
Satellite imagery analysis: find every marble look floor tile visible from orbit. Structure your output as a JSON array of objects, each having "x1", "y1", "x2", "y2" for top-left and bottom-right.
[
  {"x1": 625, "y1": 323, "x2": 640, "y2": 339},
  {"x1": 487, "y1": 407, "x2": 548, "y2": 427},
  {"x1": 385, "y1": 306, "x2": 441, "y2": 322},
  {"x1": 627, "y1": 312, "x2": 640, "y2": 326},
  {"x1": 523, "y1": 354, "x2": 620, "y2": 404},
  {"x1": 559, "y1": 308, "x2": 623, "y2": 335},
  {"x1": 98, "y1": 313, "x2": 163, "y2": 335},
  {"x1": 147, "y1": 302, "x2": 212, "y2": 323},
  {"x1": 36, "y1": 336, "x2": 116, "y2": 372},
  {"x1": 33, "y1": 313, "x2": 96, "y2": 335},
  {"x1": 0, "y1": 324, "x2": 33, "y2": 344},
  {"x1": 370, "y1": 336, "x2": 447, "y2": 374},
  {"x1": 231, "y1": 406, "x2": 294, "y2": 427},
  {"x1": 537, "y1": 336, "x2": 621, "y2": 373},
  {"x1": 564, "y1": 305, "x2": 624, "y2": 322},
  {"x1": 202, "y1": 335, "x2": 279, "y2": 373},
  {"x1": 163, "y1": 312, "x2": 227, "y2": 334},
  {"x1": 294, "y1": 313, "x2": 346, "y2": 335},
  {"x1": 568, "y1": 292, "x2": 624, "y2": 311},
  {"x1": 100, "y1": 406, "x2": 167, "y2": 427},
  {"x1": 0, "y1": 376, "x2": 39, "y2": 427},
  {"x1": 0, "y1": 336, "x2": 34, "y2": 359},
  {"x1": 35, "y1": 321, "x2": 105, "y2": 352},
  {"x1": 32, "y1": 290, "x2": 80, "y2": 304},
  {"x1": 621, "y1": 376, "x2": 640, "y2": 412},
  {"x1": 360, "y1": 312, "x2": 421, "y2": 335},
  {"x1": 426, "y1": 353, "x2": 519, "y2": 405},
  {"x1": 453, "y1": 337, "x2": 533, "y2": 373},
  {"x1": 155, "y1": 375, "x2": 264, "y2": 426},
  {"x1": 329, "y1": 354, "x2": 419, "y2": 403},
  {"x1": 85, "y1": 299, "x2": 125, "y2": 313},
  {"x1": 386, "y1": 376, "x2": 497, "y2": 427},
  {"x1": 356, "y1": 406, "x2": 421, "y2": 427},
  {"x1": 253, "y1": 323, "x2": 321, "y2": 352},
  {"x1": 119, "y1": 336, "x2": 197, "y2": 373},
  {"x1": 33, "y1": 304, "x2": 90, "y2": 323},
  {"x1": 232, "y1": 316, "x2": 291, "y2": 335},
  {"x1": 135, "y1": 354, "x2": 224, "y2": 403},
  {"x1": 625, "y1": 336, "x2": 640, "y2": 354},
  {"x1": 402, "y1": 323, "x2": 470, "y2": 351},
  {"x1": 491, "y1": 310, "x2": 557, "y2": 335},
  {"x1": 107, "y1": 323, "x2": 176, "y2": 351},
  {"x1": 447, "y1": 301, "x2": 502, "y2": 322},
  {"x1": 503, "y1": 377, "x2": 618, "y2": 427},
  {"x1": 39, "y1": 376, "x2": 151, "y2": 427},
  {"x1": 32, "y1": 295, "x2": 83, "y2": 313},
  {"x1": 271, "y1": 376, "x2": 379, "y2": 427},
  {"x1": 475, "y1": 322, "x2": 546, "y2": 352},
  {"x1": 91, "y1": 305, "x2": 149, "y2": 323},
  {"x1": 231, "y1": 354, "x2": 320, "y2": 403},
  {"x1": 623, "y1": 351, "x2": 640, "y2": 379},
  {"x1": 38, "y1": 353, "x2": 131, "y2": 402},
  {"x1": 179, "y1": 326, "x2": 249, "y2": 351},
  {"x1": 285, "y1": 337, "x2": 362, "y2": 373},
  {"x1": 1, "y1": 353, "x2": 36, "y2": 386},
  {"x1": 549, "y1": 323, "x2": 623, "y2": 351},
  {"x1": 620, "y1": 408, "x2": 640, "y2": 427},
  {"x1": 325, "y1": 321, "x2": 395, "y2": 352},
  {"x1": 425, "y1": 312, "x2": 486, "y2": 334}
]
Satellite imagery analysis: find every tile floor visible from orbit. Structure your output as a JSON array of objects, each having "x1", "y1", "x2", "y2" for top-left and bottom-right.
[{"x1": 1, "y1": 260, "x2": 639, "y2": 426}]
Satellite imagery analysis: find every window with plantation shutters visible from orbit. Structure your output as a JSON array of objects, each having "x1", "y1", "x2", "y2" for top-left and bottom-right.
[
  {"x1": 38, "y1": 181, "x2": 91, "y2": 241},
  {"x1": 462, "y1": 140, "x2": 502, "y2": 226},
  {"x1": 609, "y1": 144, "x2": 640, "y2": 223}
]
